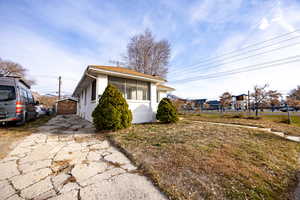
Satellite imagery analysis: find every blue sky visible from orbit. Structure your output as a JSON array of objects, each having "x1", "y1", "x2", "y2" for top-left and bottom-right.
[{"x1": 0, "y1": 0, "x2": 300, "y2": 99}]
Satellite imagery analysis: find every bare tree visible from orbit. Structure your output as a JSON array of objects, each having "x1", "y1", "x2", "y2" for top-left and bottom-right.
[
  {"x1": 219, "y1": 92, "x2": 232, "y2": 112},
  {"x1": 268, "y1": 90, "x2": 282, "y2": 111},
  {"x1": 125, "y1": 29, "x2": 171, "y2": 78},
  {"x1": 251, "y1": 84, "x2": 281, "y2": 116},
  {"x1": 287, "y1": 86, "x2": 300, "y2": 111},
  {"x1": 0, "y1": 58, "x2": 35, "y2": 85}
]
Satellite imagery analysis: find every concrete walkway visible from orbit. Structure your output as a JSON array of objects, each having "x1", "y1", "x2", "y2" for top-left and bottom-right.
[{"x1": 0, "y1": 115, "x2": 166, "y2": 200}]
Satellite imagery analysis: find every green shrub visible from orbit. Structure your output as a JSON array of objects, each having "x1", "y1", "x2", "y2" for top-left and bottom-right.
[
  {"x1": 92, "y1": 84, "x2": 132, "y2": 131},
  {"x1": 156, "y1": 98, "x2": 178, "y2": 123}
]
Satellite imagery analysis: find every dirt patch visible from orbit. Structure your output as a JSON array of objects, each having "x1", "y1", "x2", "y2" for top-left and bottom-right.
[
  {"x1": 52, "y1": 159, "x2": 74, "y2": 175},
  {"x1": 0, "y1": 116, "x2": 52, "y2": 159}
]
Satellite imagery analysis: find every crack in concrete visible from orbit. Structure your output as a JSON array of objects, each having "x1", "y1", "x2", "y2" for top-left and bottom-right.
[
  {"x1": 77, "y1": 189, "x2": 81, "y2": 200},
  {"x1": 15, "y1": 159, "x2": 23, "y2": 175},
  {"x1": 6, "y1": 179, "x2": 21, "y2": 199}
]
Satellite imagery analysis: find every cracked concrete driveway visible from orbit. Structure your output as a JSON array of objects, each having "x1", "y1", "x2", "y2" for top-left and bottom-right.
[{"x1": 0, "y1": 115, "x2": 166, "y2": 200}]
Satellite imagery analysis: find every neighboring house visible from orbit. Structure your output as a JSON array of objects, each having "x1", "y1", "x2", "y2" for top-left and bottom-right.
[
  {"x1": 205, "y1": 100, "x2": 220, "y2": 110},
  {"x1": 232, "y1": 94, "x2": 248, "y2": 110},
  {"x1": 192, "y1": 99, "x2": 207, "y2": 110},
  {"x1": 56, "y1": 98, "x2": 77, "y2": 115},
  {"x1": 72, "y1": 65, "x2": 174, "y2": 123}
]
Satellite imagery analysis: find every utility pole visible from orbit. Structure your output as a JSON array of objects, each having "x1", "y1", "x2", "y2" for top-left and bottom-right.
[
  {"x1": 58, "y1": 76, "x2": 61, "y2": 100},
  {"x1": 248, "y1": 90, "x2": 251, "y2": 114},
  {"x1": 287, "y1": 104, "x2": 291, "y2": 124}
]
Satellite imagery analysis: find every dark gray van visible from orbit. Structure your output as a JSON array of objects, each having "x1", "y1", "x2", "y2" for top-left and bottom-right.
[{"x1": 0, "y1": 76, "x2": 36, "y2": 125}]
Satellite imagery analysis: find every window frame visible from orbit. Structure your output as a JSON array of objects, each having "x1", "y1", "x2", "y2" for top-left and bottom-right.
[{"x1": 108, "y1": 76, "x2": 150, "y2": 101}]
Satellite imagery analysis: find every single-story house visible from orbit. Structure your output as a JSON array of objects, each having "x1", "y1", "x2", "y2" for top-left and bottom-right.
[
  {"x1": 72, "y1": 65, "x2": 175, "y2": 123},
  {"x1": 56, "y1": 98, "x2": 77, "y2": 115}
]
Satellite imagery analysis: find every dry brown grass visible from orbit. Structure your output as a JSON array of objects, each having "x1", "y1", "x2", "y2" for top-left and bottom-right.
[
  {"x1": 108, "y1": 120, "x2": 300, "y2": 200},
  {"x1": 0, "y1": 116, "x2": 52, "y2": 159}
]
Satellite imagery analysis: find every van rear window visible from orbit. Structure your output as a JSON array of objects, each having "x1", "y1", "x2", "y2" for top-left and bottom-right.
[{"x1": 0, "y1": 85, "x2": 16, "y2": 101}]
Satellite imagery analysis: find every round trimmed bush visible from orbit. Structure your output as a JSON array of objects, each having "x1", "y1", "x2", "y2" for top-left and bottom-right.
[
  {"x1": 92, "y1": 84, "x2": 132, "y2": 131},
  {"x1": 156, "y1": 98, "x2": 178, "y2": 123}
]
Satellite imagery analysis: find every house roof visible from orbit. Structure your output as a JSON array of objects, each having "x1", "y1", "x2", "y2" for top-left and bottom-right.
[
  {"x1": 73, "y1": 65, "x2": 167, "y2": 96},
  {"x1": 157, "y1": 84, "x2": 175, "y2": 91},
  {"x1": 206, "y1": 100, "x2": 220, "y2": 105},
  {"x1": 89, "y1": 65, "x2": 166, "y2": 82}
]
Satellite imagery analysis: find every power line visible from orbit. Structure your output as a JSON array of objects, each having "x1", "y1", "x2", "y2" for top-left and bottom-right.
[
  {"x1": 170, "y1": 34, "x2": 300, "y2": 75},
  {"x1": 33, "y1": 74, "x2": 78, "y2": 81},
  {"x1": 172, "y1": 55, "x2": 300, "y2": 82},
  {"x1": 170, "y1": 29, "x2": 300, "y2": 72},
  {"x1": 170, "y1": 55, "x2": 300, "y2": 83},
  {"x1": 169, "y1": 42, "x2": 300, "y2": 78}
]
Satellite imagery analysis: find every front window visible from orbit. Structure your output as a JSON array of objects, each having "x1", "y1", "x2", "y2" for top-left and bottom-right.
[
  {"x1": 0, "y1": 85, "x2": 16, "y2": 102},
  {"x1": 137, "y1": 81, "x2": 149, "y2": 100},
  {"x1": 108, "y1": 77, "x2": 125, "y2": 96},
  {"x1": 108, "y1": 76, "x2": 150, "y2": 100},
  {"x1": 126, "y1": 79, "x2": 137, "y2": 100}
]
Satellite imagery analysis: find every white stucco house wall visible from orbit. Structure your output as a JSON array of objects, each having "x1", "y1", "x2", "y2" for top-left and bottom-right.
[{"x1": 72, "y1": 65, "x2": 175, "y2": 123}]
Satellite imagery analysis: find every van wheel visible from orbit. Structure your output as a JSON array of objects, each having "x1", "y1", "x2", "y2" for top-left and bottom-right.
[{"x1": 16, "y1": 112, "x2": 26, "y2": 126}]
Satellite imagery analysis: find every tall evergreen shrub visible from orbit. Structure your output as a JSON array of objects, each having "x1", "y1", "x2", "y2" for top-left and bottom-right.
[
  {"x1": 92, "y1": 84, "x2": 132, "y2": 130},
  {"x1": 156, "y1": 98, "x2": 178, "y2": 123}
]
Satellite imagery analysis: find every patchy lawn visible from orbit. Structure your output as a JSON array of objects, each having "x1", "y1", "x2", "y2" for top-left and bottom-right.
[
  {"x1": 107, "y1": 120, "x2": 300, "y2": 200},
  {"x1": 0, "y1": 116, "x2": 52, "y2": 159},
  {"x1": 184, "y1": 113, "x2": 300, "y2": 136}
]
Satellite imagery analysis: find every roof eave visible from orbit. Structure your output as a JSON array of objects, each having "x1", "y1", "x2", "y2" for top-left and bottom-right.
[
  {"x1": 88, "y1": 67, "x2": 166, "y2": 83},
  {"x1": 72, "y1": 68, "x2": 89, "y2": 97}
]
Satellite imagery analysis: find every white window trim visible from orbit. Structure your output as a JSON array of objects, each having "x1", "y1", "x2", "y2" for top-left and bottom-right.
[{"x1": 108, "y1": 76, "x2": 151, "y2": 101}]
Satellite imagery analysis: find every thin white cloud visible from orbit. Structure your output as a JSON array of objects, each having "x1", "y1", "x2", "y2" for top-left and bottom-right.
[
  {"x1": 259, "y1": 18, "x2": 270, "y2": 30},
  {"x1": 189, "y1": 0, "x2": 243, "y2": 24}
]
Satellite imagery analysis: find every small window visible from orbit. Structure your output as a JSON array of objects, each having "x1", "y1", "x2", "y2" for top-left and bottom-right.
[
  {"x1": 84, "y1": 89, "x2": 87, "y2": 105},
  {"x1": 157, "y1": 91, "x2": 160, "y2": 103},
  {"x1": 91, "y1": 80, "x2": 96, "y2": 101},
  {"x1": 26, "y1": 90, "x2": 34, "y2": 104}
]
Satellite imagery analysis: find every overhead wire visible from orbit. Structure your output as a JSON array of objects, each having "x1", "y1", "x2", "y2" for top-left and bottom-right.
[
  {"x1": 170, "y1": 29, "x2": 300, "y2": 73},
  {"x1": 170, "y1": 55, "x2": 300, "y2": 83},
  {"x1": 169, "y1": 41, "x2": 300, "y2": 78},
  {"x1": 170, "y1": 33, "x2": 300, "y2": 75}
]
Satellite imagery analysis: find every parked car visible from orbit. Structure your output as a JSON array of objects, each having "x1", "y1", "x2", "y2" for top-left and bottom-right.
[
  {"x1": 0, "y1": 76, "x2": 37, "y2": 125},
  {"x1": 280, "y1": 107, "x2": 295, "y2": 112},
  {"x1": 35, "y1": 105, "x2": 46, "y2": 118}
]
